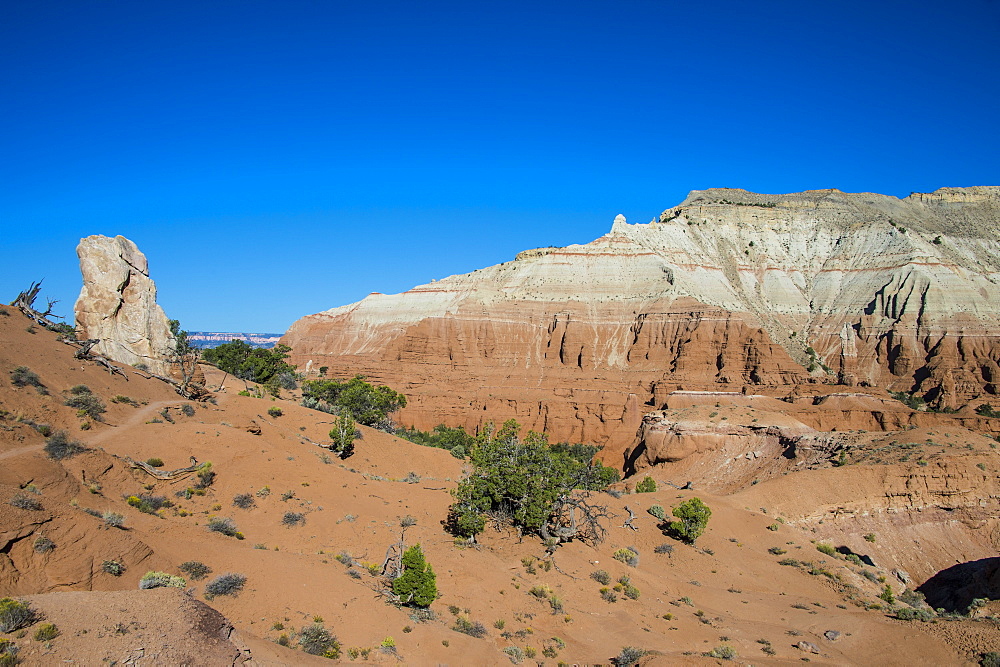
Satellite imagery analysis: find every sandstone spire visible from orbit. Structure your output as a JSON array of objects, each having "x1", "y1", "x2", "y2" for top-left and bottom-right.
[{"x1": 74, "y1": 235, "x2": 176, "y2": 375}]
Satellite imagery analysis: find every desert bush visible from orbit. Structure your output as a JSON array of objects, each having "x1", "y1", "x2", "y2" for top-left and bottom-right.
[
  {"x1": 0, "y1": 598, "x2": 35, "y2": 632},
  {"x1": 647, "y1": 505, "x2": 666, "y2": 520},
  {"x1": 139, "y1": 571, "x2": 186, "y2": 589},
  {"x1": 302, "y1": 374, "x2": 406, "y2": 428},
  {"x1": 9, "y1": 493, "x2": 42, "y2": 511},
  {"x1": 180, "y1": 404, "x2": 195, "y2": 417},
  {"x1": 33, "y1": 536, "x2": 55, "y2": 553},
  {"x1": 267, "y1": 406, "x2": 283, "y2": 418},
  {"x1": 33, "y1": 623, "x2": 59, "y2": 641},
  {"x1": 815, "y1": 542, "x2": 836, "y2": 556},
  {"x1": 126, "y1": 494, "x2": 172, "y2": 514},
  {"x1": 146, "y1": 457, "x2": 164, "y2": 467},
  {"x1": 102, "y1": 511, "x2": 125, "y2": 528},
  {"x1": 101, "y1": 560, "x2": 125, "y2": 576},
  {"x1": 282, "y1": 511, "x2": 305, "y2": 527},
  {"x1": 976, "y1": 404, "x2": 1000, "y2": 418},
  {"x1": 336, "y1": 552, "x2": 353, "y2": 566},
  {"x1": 400, "y1": 515, "x2": 417, "y2": 528},
  {"x1": 44, "y1": 430, "x2": 86, "y2": 460},
  {"x1": 202, "y1": 340, "x2": 295, "y2": 387},
  {"x1": 665, "y1": 497, "x2": 711, "y2": 544},
  {"x1": 64, "y1": 386, "x2": 106, "y2": 420},
  {"x1": 894, "y1": 607, "x2": 935, "y2": 621},
  {"x1": 299, "y1": 622, "x2": 340, "y2": 657},
  {"x1": 194, "y1": 462, "x2": 215, "y2": 489},
  {"x1": 452, "y1": 616, "x2": 487, "y2": 638},
  {"x1": 653, "y1": 543, "x2": 674, "y2": 556},
  {"x1": 10, "y1": 366, "x2": 45, "y2": 393},
  {"x1": 707, "y1": 644, "x2": 737, "y2": 660},
  {"x1": 613, "y1": 546, "x2": 639, "y2": 567},
  {"x1": 614, "y1": 646, "x2": 646, "y2": 666},
  {"x1": 591, "y1": 569, "x2": 611, "y2": 585},
  {"x1": 392, "y1": 544, "x2": 437, "y2": 608},
  {"x1": 981, "y1": 652, "x2": 1000, "y2": 667},
  {"x1": 232, "y1": 493, "x2": 255, "y2": 510},
  {"x1": 178, "y1": 561, "x2": 212, "y2": 580},
  {"x1": 205, "y1": 573, "x2": 246, "y2": 599},
  {"x1": 207, "y1": 517, "x2": 240, "y2": 537},
  {"x1": 635, "y1": 476, "x2": 656, "y2": 493},
  {"x1": 768, "y1": 546, "x2": 787, "y2": 555},
  {"x1": 111, "y1": 395, "x2": 137, "y2": 406},
  {"x1": 0, "y1": 638, "x2": 18, "y2": 667}
]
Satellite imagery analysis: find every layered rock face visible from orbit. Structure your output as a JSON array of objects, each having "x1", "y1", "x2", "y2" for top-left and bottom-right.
[
  {"x1": 74, "y1": 235, "x2": 177, "y2": 375},
  {"x1": 283, "y1": 187, "x2": 1000, "y2": 447}
]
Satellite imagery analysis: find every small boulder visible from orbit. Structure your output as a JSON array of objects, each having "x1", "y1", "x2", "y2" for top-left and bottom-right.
[{"x1": 796, "y1": 641, "x2": 820, "y2": 654}]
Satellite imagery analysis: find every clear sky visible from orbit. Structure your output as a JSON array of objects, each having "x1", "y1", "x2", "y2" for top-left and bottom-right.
[{"x1": 2, "y1": 1, "x2": 997, "y2": 332}]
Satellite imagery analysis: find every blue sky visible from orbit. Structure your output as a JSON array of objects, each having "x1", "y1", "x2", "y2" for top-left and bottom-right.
[{"x1": 2, "y1": 0, "x2": 997, "y2": 332}]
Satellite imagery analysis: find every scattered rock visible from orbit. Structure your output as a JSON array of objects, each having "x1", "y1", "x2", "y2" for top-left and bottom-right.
[
  {"x1": 824, "y1": 630, "x2": 841, "y2": 642},
  {"x1": 894, "y1": 568, "x2": 913, "y2": 585},
  {"x1": 796, "y1": 641, "x2": 821, "y2": 654}
]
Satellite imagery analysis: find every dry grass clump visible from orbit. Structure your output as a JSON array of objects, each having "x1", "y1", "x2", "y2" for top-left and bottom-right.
[
  {"x1": 44, "y1": 430, "x2": 86, "y2": 460},
  {"x1": 204, "y1": 573, "x2": 246, "y2": 599},
  {"x1": 178, "y1": 561, "x2": 212, "y2": 581}
]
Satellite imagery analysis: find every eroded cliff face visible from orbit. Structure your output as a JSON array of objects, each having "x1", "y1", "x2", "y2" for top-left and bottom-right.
[
  {"x1": 283, "y1": 187, "x2": 1000, "y2": 446},
  {"x1": 74, "y1": 235, "x2": 177, "y2": 376}
]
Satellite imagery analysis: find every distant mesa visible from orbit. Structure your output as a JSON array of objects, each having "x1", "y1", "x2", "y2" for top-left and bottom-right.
[{"x1": 186, "y1": 332, "x2": 284, "y2": 349}]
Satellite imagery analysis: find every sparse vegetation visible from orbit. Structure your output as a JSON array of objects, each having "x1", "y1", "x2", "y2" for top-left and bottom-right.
[
  {"x1": 614, "y1": 646, "x2": 646, "y2": 666},
  {"x1": 138, "y1": 571, "x2": 186, "y2": 589},
  {"x1": 204, "y1": 573, "x2": 246, "y2": 598},
  {"x1": 146, "y1": 457, "x2": 164, "y2": 467},
  {"x1": 33, "y1": 623, "x2": 59, "y2": 641},
  {"x1": 328, "y1": 414, "x2": 359, "y2": 458},
  {"x1": 63, "y1": 385, "x2": 106, "y2": 420},
  {"x1": 647, "y1": 504, "x2": 666, "y2": 520},
  {"x1": 654, "y1": 543, "x2": 674, "y2": 556},
  {"x1": 0, "y1": 598, "x2": 35, "y2": 632},
  {"x1": 707, "y1": 644, "x2": 737, "y2": 660},
  {"x1": 635, "y1": 476, "x2": 656, "y2": 493},
  {"x1": 232, "y1": 493, "x2": 256, "y2": 509},
  {"x1": 282, "y1": 511, "x2": 306, "y2": 527},
  {"x1": 10, "y1": 366, "x2": 45, "y2": 393},
  {"x1": 32, "y1": 536, "x2": 55, "y2": 553},
  {"x1": 613, "y1": 546, "x2": 640, "y2": 567},
  {"x1": 178, "y1": 561, "x2": 212, "y2": 580},
  {"x1": 207, "y1": 516, "x2": 241, "y2": 537},
  {"x1": 299, "y1": 622, "x2": 340, "y2": 658},
  {"x1": 452, "y1": 616, "x2": 487, "y2": 638},
  {"x1": 44, "y1": 430, "x2": 86, "y2": 460},
  {"x1": 397, "y1": 423, "x2": 475, "y2": 459},
  {"x1": 9, "y1": 493, "x2": 42, "y2": 511},
  {"x1": 101, "y1": 560, "x2": 125, "y2": 576},
  {"x1": 267, "y1": 406, "x2": 283, "y2": 418},
  {"x1": 102, "y1": 511, "x2": 125, "y2": 528},
  {"x1": 976, "y1": 404, "x2": 1000, "y2": 418},
  {"x1": 591, "y1": 569, "x2": 611, "y2": 585}
]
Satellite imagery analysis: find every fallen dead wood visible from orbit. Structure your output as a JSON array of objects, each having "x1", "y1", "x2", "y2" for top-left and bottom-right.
[{"x1": 126, "y1": 455, "x2": 201, "y2": 480}]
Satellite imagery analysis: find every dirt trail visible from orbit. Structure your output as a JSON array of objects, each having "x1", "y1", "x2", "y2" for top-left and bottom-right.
[{"x1": 0, "y1": 400, "x2": 179, "y2": 462}]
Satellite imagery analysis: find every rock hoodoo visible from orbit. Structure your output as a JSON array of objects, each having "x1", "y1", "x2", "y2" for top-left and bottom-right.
[
  {"x1": 283, "y1": 187, "x2": 1000, "y2": 448},
  {"x1": 74, "y1": 235, "x2": 177, "y2": 376}
]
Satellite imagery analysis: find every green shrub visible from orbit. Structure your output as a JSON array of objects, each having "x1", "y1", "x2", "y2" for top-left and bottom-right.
[
  {"x1": 180, "y1": 404, "x2": 195, "y2": 417},
  {"x1": 446, "y1": 418, "x2": 618, "y2": 539},
  {"x1": 32, "y1": 536, "x2": 55, "y2": 553},
  {"x1": 452, "y1": 616, "x2": 486, "y2": 638},
  {"x1": 33, "y1": 623, "x2": 59, "y2": 641},
  {"x1": 63, "y1": 386, "x2": 106, "y2": 420},
  {"x1": 635, "y1": 476, "x2": 656, "y2": 493},
  {"x1": 146, "y1": 457, "x2": 164, "y2": 467},
  {"x1": 267, "y1": 406, "x2": 283, "y2": 418},
  {"x1": 981, "y1": 651, "x2": 1000, "y2": 667},
  {"x1": 10, "y1": 366, "x2": 45, "y2": 393},
  {"x1": 302, "y1": 374, "x2": 406, "y2": 428},
  {"x1": 9, "y1": 493, "x2": 42, "y2": 511},
  {"x1": 815, "y1": 543, "x2": 836, "y2": 556},
  {"x1": 139, "y1": 571, "x2": 186, "y2": 589},
  {"x1": 328, "y1": 414, "x2": 359, "y2": 458},
  {"x1": 707, "y1": 644, "x2": 737, "y2": 660},
  {"x1": 178, "y1": 561, "x2": 212, "y2": 580},
  {"x1": 0, "y1": 598, "x2": 35, "y2": 632},
  {"x1": 207, "y1": 517, "x2": 240, "y2": 537},
  {"x1": 613, "y1": 547, "x2": 640, "y2": 567},
  {"x1": 614, "y1": 646, "x2": 646, "y2": 666},
  {"x1": 647, "y1": 505, "x2": 666, "y2": 520},
  {"x1": 863, "y1": 533, "x2": 876, "y2": 543},
  {"x1": 299, "y1": 623, "x2": 340, "y2": 657},
  {"x1": 44, "y1": 430, "x2": 86, "y2": 460},
  {"x1": 101, "y1": 560, "x2": 125, "y2": 576},
  {"x1": 204, "y1": 573, "x2": 246, "y2": 599},
  {"x1": 976, "y1": 404, "x2": 1000, "y2": 418},
  {"x1": 194, "y1": 462, "x2": 215, "y2": 489},
  {"x1": 202, "y1": 341, "x2": 295, "y2": 388},
  {"x1": 894, "y1": 607, "x2": 934, "y2": 621},
  {"x1": 392, "y1": 544, "x2": 438, "y2": 608},
  {"x1": 102, "y1": 511, "x2": 125, "y2": 528},
  {"x1": 232, "y1": 493, "x2": 255, "y2": 509},
  {"x1": 666, "y1": 497, "x2": 711, "y2": 544},
  {"x1": 591, "y1": 569, "x2": 611, "y2": 585}
]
